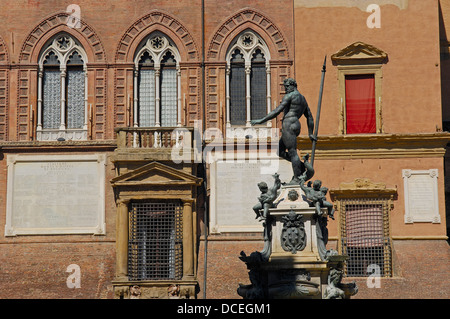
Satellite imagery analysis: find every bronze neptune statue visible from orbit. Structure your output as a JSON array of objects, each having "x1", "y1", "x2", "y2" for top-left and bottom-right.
[{"x1": 251, "y1": 78, "x2": 316, "y2": 185}]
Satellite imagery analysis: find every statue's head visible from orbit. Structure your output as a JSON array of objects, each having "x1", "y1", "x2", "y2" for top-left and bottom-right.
[
  {"x1": 313, "y1": 180, "x2": 322, "y2": 189},
  {"x1": 283, "y1": 78, "x2": 297, "y2": 92},
  {"x1": 257, "y1": 181, "x2": 268, "y2": 192}
]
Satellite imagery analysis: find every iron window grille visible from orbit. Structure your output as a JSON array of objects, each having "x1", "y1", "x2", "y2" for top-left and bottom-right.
[
  {"x1": 339, "y1": 198, "x2": 392, "y2": 277},
  {"x1": 128, "y1": 201, "x2": 183, "y2": 281}
]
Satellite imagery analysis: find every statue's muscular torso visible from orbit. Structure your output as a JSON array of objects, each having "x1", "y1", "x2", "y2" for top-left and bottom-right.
[{"x1": 281, "y1": 89, "x2": 309, "y2": 122}]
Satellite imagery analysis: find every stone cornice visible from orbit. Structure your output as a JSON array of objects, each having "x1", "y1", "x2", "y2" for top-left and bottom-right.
[
  {"x1": 0, "y1": 140, "x2": 117, "y2": 153},
  {"x1": 297, "y1": 133, "x2": 450, "y2": 159}
]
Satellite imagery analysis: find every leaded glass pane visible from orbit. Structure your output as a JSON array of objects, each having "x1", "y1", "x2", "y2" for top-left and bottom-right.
[
  {"x1": 66, "y1": 68, "x2": 85, "y2": 129},
  {"x1": 160, "y1": 67, "x2": 177, "y2": 127},
  {"x1": 139, "y1": 68, "x2": 156, "y2": 127},
  {"x1": 42, "y1": 69, "x2": 61, "y2": 129},
  {"x1": 67, "y1": 51, "x2": 84, "y2": 65},
  {"x1": 250, "y1": 63, "x2": 267, "y2": 120},
  {"x1": 230, "y1": 63, "x2": 246, "y2": 125},
  {"x1": 43, "y1": 51, "x2": 60, "y2": 66}
]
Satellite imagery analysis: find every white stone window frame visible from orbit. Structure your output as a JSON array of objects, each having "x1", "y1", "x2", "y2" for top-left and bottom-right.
[
  {"x1": 225, "y1": 31, "x2": 272, "y2": 128},
  {"x1": 134, "y1": 34, "x2": 182, "y2": 128},
  {"x1": 37, "y1": 34, "x2": 89, "y2": 141}
]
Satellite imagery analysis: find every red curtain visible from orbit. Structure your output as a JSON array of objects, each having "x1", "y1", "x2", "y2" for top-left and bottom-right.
[{"x1": 345, "y1": 74, "x2": 376, "y2": 134}]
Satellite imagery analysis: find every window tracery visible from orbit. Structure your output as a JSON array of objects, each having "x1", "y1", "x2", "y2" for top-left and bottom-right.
[{"x1": 37, "y1": 34, "x2": 88, "y2": 141}]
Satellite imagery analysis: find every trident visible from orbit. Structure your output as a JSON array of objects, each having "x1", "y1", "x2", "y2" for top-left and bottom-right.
[{"x1": 310, "y1": 56, "x2": 327, "y2": 167}]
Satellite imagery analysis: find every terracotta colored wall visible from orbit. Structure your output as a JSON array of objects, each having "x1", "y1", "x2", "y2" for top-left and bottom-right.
[
  {"x1": 0, "y1": 0, "x2": 447, "y2": 300},
  {"x1": 0, "y1": 0, "x2": 294, "y2": 139},
  {"x1": 313, "y1": 157, "x2": 447, "y2": 239},
  {"x1": 294, "y1": 0, "x2": 443, "y2": 135},
  {"x1": 0, "y1": 150, "x2": 117, "y2": 299},
  {"x1": 0, "y1": 0, "x2": 294, "y2": 299},
  {"x1": 439, "y1": 0, "x2": 450, "y2": 122}
]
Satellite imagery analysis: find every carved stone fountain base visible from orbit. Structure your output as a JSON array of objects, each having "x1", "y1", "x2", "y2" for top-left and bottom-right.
[{"x1": 237, "y1": 185, "x2": 358, "y2": 299}]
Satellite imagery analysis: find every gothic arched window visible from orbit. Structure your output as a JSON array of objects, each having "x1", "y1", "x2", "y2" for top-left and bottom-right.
[
  {"x1": 134, "y1": 33, "x2": 181, "y2": 127},
  {"x1": 37, "y1": 34, "x2": 88, "y2": 141},
  {"x1": 226, "y1": 31, "x2": 271, "y2": 127}
]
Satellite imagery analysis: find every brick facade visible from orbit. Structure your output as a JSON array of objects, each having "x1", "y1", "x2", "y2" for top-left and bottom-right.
[{"x1": 0, "y1": 0, "x2": 448, "y2": 299}]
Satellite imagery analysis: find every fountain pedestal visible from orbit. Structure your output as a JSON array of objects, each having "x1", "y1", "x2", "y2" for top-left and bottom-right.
[{"x1": 238, "y1": 184, "x2": 358, "y2": 299}]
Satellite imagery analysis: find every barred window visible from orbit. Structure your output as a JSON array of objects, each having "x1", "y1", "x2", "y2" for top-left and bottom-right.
[
  {"x1": 340, "y1": 198, "x2": 392, "y2": 277},
  {"x1": 135, "y1": 33, "x2": 181, "y2": 128},
  {"x1": 128, "y1": 201, "x2": 183, "y2": 281},
  {"x1": 38, "y1": 34, "x2": 87, "y2": 140},
  {"x1": 226, "y1": 31, "x2": 271, "y2": 127}
]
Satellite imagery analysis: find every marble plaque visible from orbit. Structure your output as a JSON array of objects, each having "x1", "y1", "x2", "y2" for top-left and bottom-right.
[
  {"x1": 402, "y1": 169, "x2": 440, "y2": 223},
  {"x1": 210, "y1": 155, "x2": 293, "y2": 233},
  {"x1": 5, "y1": 154, "x2": 106, "y2": 236}
]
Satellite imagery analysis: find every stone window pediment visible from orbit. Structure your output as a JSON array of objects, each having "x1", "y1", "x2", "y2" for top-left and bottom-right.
[
  {"x1": 331, "y1": 41, "x2": 388, "y2": 65},
  {"x1": 332, "y1": 42, "x2": 388, "y2": 135},
  {"x1": 111, "y1": 161, "x2": 202, "y2": 187}
]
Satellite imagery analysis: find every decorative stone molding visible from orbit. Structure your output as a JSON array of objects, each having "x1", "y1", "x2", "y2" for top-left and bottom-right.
[
  {"x1": 205, "y1": 8, "x2": 291, "y2": 131},
  {"x1": 113, "y1": 281, "x2": 197, "y2": 299},
  {"x1": 115, "y1": 10, "x2": 199, "y2": 62},
  {"x1": 19, "y1": 12, "x2": 106, "y2": 63},
  {"x1": 113, "y1": 11, "x2": 200, "y2": 128},
  {"x1": 36, "y1": 34, "x2": 89, "y2": 141},
  {"x1": 330, "y1": 178, "x2": 397, "y2": 199},
  {"x1": 111, "y1": 160, "x2": 202, "y2": 297},
  {"x1": 0, "y1": 35, "x2": 9, "y2": 63},
  {"x1": 331, "y1": 41, "x2": 388, "y2": 134},
  {"x1": 207, "y1": 8, "x2": 290, "y2": 61},
  {"x1": 16, "y1": 12, "x2": 107, "y2": 141},
  {"x1": 296, "y1": 133, "x2": 450, "y2": 159},
  {"x1": 331, "y1": 41, "x2": 388, "y2": 65},
  {"x1": 329, "y1": 178, "x2": 397, "y2": 211},
  {"x1": 0, "y1": 36, "x2": 9, "y2": 141},
  {"x1": 338, "y1": 178, "x2": 388, "y2": 190}
]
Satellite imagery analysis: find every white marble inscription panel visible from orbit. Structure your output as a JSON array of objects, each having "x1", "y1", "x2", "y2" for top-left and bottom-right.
[
  {"x1": 402, "y1": 169, "x2": 440, "y2": 224},
  {"x1": 5, "y1": 154, "x2": 106, "y2": 236},
  {"x1": 210, "y1": 156, "x2": 292, "y2": 233}
]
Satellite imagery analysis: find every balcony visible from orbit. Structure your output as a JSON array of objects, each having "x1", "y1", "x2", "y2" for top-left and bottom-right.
[{"x1": 113, "y1": 127, "x2": 198, "y2": 163}]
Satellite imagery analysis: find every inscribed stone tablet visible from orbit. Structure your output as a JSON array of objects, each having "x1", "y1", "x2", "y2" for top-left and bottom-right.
[
  {"x1": 210, "y1": 157, "x2": 292, "y2": 233},
  {"x1": 5, "y1": 154, "x2": 106, "y2": 236},
  {"x1": 402, "y1": 169, "x2": 440, "y2": 223}
]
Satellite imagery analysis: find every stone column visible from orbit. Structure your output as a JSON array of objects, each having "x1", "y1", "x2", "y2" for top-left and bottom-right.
[
  {"x1": 59, "y1": 67, "x2": 66, "y2": 131},
  {"x1": 155, "y1": 67, "x2": 161, "y2": 127},
  {"x1": 266, "y1": 64, "x2": 272, "y2": 128},
  {"x1": 182, "y1": 199, "x2": 195, "y2": 280},
  {"x1": 37, "y1": 69, "x2": 43, "y2": 132},
  {"x1": 177, "y1": 66, "x2": 182, "y2": 127},
  {"x1": 225, "y1": 65, "x2": 231, "y2": 127},
  {"x1": 245, "y1": 64, "x2": 251, "y2": 127},
  {"x1": 116, "y1": 199, "x2": 129, "y2": 279}
]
